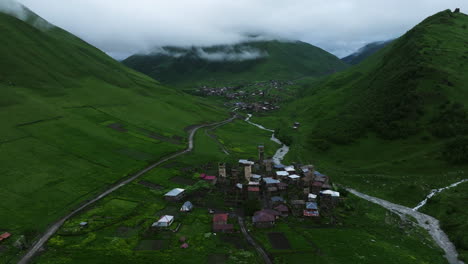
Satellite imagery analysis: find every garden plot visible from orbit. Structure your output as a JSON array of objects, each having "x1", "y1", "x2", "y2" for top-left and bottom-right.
[
  {"x1": 268, "y1": 232, "x2": 292, "y2": 250},
  {"x1": 170, "y1": 176, "x2": 196, "y2": 186}
]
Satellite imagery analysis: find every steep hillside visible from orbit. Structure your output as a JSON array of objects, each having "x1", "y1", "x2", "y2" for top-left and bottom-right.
[
  {"x1": 252, "y1": 9, "x2": 468, "y2": 260},
  {"x1": 0, "y1": 7, "x2": 226, "y2": 258},
  {"x1": 256, "y1": 9, "x2": 468, "y2": 200},
  {"x1": 122, "y1": 40, "x2": 348, "y2": 88},
  {"x1": 341, "y1": 40, "x2": 392, "y2": 65}
]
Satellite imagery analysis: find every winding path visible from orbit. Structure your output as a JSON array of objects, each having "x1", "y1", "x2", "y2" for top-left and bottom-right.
[
  {"x1": 238, "y1": 217, "x2": 273, "y2": 264},
  {"x1": 18, "y1": 115, "x2": 237, "y2": 264},
  {"x1": 345, "y1": 187, "x2": 464, "y2": 264}
]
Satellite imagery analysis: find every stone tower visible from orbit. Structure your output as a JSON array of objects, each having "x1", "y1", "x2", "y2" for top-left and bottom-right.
[
  {"x1": 258, "y1": 145, "x2": 265, "y2": 162},
  {"x1": 244, "y1": 164, "x2": 252, "y2": 182},
  {"x1": 264, "y1": 159, "x2": 273, "y2": 172},
  {"x1": 218, "y1": 163, "x2": 227, "y2": 178},
  {"x1": 302, "y1": 165, "x2": 315, "y2": 185}
]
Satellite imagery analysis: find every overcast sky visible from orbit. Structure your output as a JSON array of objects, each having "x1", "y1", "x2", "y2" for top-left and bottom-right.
[{"x1": 9, "y1": 0, "x2": 468, "y2": 59}]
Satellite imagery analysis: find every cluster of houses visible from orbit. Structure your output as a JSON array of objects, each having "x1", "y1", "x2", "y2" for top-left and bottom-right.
[
  {"x1": 151, "y1": 145, "x2": 341, "y2": 233},
  {"x1": 195, "y1": 80, "x2": 296, "y2": 113},
  {"x1": 229, "y1": 146, "x2": 340, "y2": 227}
]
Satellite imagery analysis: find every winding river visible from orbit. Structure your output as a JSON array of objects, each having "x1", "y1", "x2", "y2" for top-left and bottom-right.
[
  {"x1": 413, "y1": 179, "x2": 468, "y2": 211},
  {"x1": 245, "y1": 114, "x2": 289, "y2": 165}
]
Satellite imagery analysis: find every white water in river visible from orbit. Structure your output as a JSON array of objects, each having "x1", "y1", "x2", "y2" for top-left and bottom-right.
[
  {"x1": 413, "y1": 179, "x2": 468, "y2": 211},
  {"x1": 245, "y1": 114, "x2": 289, "y2": 165},
  {"x1": 346, "y1": 187, "x2": 464, "y2": 264}
]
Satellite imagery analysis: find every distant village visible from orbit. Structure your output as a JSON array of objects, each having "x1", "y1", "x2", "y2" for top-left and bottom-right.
[
  {"x1": 152, "y1": 145, "x2": 341, "y2": 241},
  {"x1": 195, "y1": 80, "x2": 295, "y2": 112}
]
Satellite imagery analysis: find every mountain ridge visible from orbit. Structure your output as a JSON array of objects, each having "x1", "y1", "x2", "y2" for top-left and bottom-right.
[{"x1": 123, "y1": 40, "x2": 348, "y2": 87}]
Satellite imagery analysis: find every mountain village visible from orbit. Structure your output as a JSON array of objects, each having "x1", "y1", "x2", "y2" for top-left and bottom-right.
[{"x1": 151, "y1": 145, "x2": 341, "y2": 249}]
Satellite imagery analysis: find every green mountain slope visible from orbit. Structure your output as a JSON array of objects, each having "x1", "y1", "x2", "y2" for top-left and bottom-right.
[
  {"x1": 258, "y1": 9, "x2": 468, "y2": 201},
  {"x1": 341, "y1": 40, "x2": 392, "y2": 65},
  {"x1": 255, "y1": 9, "x2": 468, "y2": 260},
  {"x1": 122, "y1": 40, "x2": 348, "y2": 88},
  {"x1": 0, "y1": 8, "x2": 226, "y2": 257}
]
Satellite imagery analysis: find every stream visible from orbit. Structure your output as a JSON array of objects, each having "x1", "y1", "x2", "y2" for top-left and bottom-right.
[
  {"x1": 413, "y1": 179, "x2": 468, "y2": 211},
  {"x1": 245, "y1": 114, "x2": 289, "y2": 165},
  {"x1": 244, "y1": 113, "x2": 464, "y2": 264},
  {"x1": 346, "y1": 188, "x2": 464, "y2": 264}
]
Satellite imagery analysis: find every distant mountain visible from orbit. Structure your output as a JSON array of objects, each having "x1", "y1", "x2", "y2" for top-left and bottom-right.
[
  {"x1": 122, "y1": 40, "x2": 348, "y2": 87},
  {"x1": 342, "y1": 40, "x2": 393, "y2": 65}
]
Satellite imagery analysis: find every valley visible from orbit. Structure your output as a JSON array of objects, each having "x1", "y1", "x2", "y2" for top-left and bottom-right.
[{"x1": 0, "y1": 3, "x2": 467, "y2": 264}]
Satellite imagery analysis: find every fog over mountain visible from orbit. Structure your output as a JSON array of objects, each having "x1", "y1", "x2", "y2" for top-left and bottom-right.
[{"x1": 3, "y1": 0, "x2": 467, "y2": 59}]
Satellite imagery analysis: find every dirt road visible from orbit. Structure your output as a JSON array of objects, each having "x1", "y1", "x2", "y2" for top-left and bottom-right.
[
  {"x1": 238, "y1": 217, "x2": 273, "y2": 264},
  {"x1": 18, "y1": 115, "x2": 236, "y2": 264},
  {"x1": 346, "y1": 187, "x2": 464, "y2": 264}
]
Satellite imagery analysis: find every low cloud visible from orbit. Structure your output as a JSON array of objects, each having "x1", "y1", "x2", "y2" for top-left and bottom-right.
[
  {"x1": 0, "y1": 0, "x2": 53, "y2": 30},
  {"x1": 0, "y1": 0, "x2": 27, "y2": 20},
  {"x1": 148, "y1": 45, "x2": 268, "y2": 61},
  {"x1": 6, "y1": 0, "x2": 468, "y2": 58},
  {"x1": 196, "y1": 48, "x2": 267, "y2": 61}
]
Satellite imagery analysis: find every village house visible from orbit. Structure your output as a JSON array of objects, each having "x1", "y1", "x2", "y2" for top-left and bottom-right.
[
  {"x1": 262, "y1": 209, "x2": 281, "y2": 219},
  {"x1": 263, "y1": 177, "x2": 280, "y2": 186},
  {"x1": 164, "y1": 188, "x2": 186, "y2": 201},
  {"x1": 252, "y1": 210, "x2": 276, "y2": 228},
  {"x1": 251, "y1": 174, "x2": 262, "y2": 182},
  {"x1": 275, "y1": 171, "x2": 289, "y2": 178},
  {"x1": 152, "y1": 215, "x2": 174, "y2": 228},
  {"x1": 304, "y1": 202, "x2": 319, "y2": 217},
  {"x1": 247, "y1": 182, "x2": 261, "y2": 198},
  {"x1": 284, "y1": 165, "x2": 296, "y2": 175},
  {"x1": 278, "y1": 182, "x2": 288, "y2": 191},
  {"x1": 271, "y1": 196, "x2": 285, "y2": 204},
  {"x1": 180, "y1": 201, "x2": 194, "y2": 212},
  {"x1": 288, "y1": 174, "x2": 301, "y2": 183},
  {"x1": 79, "y1": 222, "x2": 88, "y2": 228},
  {"x1": 274, "y1": 204, "x2": 289, "y2": 217},
  {"x1": 200, "y1": 173, "x2": 217, "y2": 185},
  {"x1": 320, "y1": 190, "x2": 340, "y2": 198},
  {"x1": 308, "y1": 193, "x2": 317, "y2": 202},
  {"x1": 212, "y1": 213, "x2": 233, "y2": 233}
]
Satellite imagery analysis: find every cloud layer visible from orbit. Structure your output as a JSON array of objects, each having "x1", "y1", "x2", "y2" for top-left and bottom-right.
[{"x1": 7, "y1": 0, "x2": 468, "y2": 59}]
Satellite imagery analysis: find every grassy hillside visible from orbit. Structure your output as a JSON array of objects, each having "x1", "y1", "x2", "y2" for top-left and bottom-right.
[
  {"x1": 341, "y1": 40, "x2": 392, "y2": 65},
  {"x1": 122, "y1": 40, "x2": 348, "y2": 88},
  {"x1": 252, "y1": 9, "x2": 468, "y2": 204},
  {"x1": 0, "y1": 9, "x2": 227, "y2": 261}
]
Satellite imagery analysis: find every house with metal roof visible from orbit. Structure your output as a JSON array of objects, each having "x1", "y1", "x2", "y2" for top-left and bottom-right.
[
  {"x1": 320, "y1": 190, "x2": 340, "y2": 197},
  {"x1": 180, "y1": 201, "x2": 194, "y2": 212},
  {"x1": 263, "y1": 177, "x2": 280, "y2": 185},
  {"x1": 164, "y1": 188, "x2": 186, "y2": 201},
  {"x1": 239, "y1": 159, "x2": 255, "y2": 165},
  {"x1": 152, "y1": 215, "x2": 174, "y2": 227},
  {"x1": 276, "y1": 171, "x2": 289, "y2": 177},
  {"x1": 304, "y1": 202, "x2": 319, "y2": 217},
  {"x1": 253, "y1": 210, "x2": 276, "y2": 228}
]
